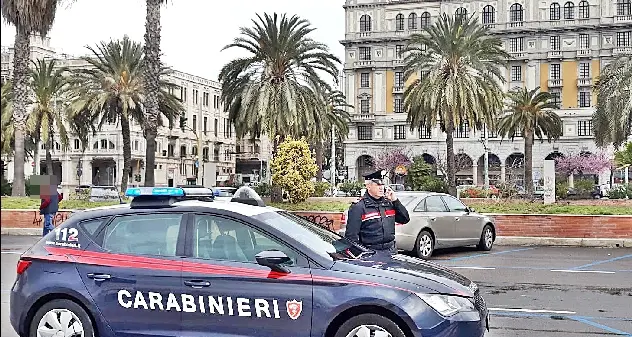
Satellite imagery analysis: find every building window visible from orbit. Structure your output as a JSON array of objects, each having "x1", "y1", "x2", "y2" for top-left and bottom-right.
[
  {"x1": 203, "y1": 117, "x2": 208, "y2": 134},
  {"x1": 551, "y1": 92, "x2": 562, "y2": 106},
  {"x1": 551, "y1": 64, "x2": 561, "y2": 79},
  {"x1": 550, "y1": 3, "x2": 561, "y2": 20},
  {"x1": 394, "y1": 98, "x2": 403, "y2": 113},
  {"x1": 74, "y1": 139, "x2": 80, "y2": 150},
  {"x1": 357, "y1": 126, "x2": 373, "y2": 140},
  {"x1": 359, "y1": 47, "x2": 371, "y2": 60},
  {"x1": 214, "y1": 119, "x2": 218, "y2": 137},
  {"x1": 577, "y1": 120, "x2": 593, "y2": 136},
  {"x1": 509, "y1": 37, "x2": 524, "y2": 52},
  {"x1": 579, "y1": 91, "x2": 591, "y2": 107},
  {"x1": 408, "y1": 13, "x2": 418, "y2": 30},
  {"x1": 617, "y1": 0, "x2": 631, "y2": 16},
  {"x1": 579, "y1": 34, "x2": 590, "y2": 49},
  {"x1": 394, "y1": 125, "x2": 406, "y2": 140},
  {"x1": 454, "y1": 121, "x2": 470, "y2": 138},
  {"x1": 360, "y1": 14, "x2": 371, "y2": 32},
  {"x1": 563, "y1": 1, "x2": 575, "y2": 19},
  {"x1": 617, "y1": 31, "x2": 631, "y2": 47},
  {"x1": 550, "y1": 36, "x2": 561, "y2": 50},
  {"x1": 482, "y1": 5, "x2": 495, "y2": 24},
  {"x1": 360, "y1": 99, "x2": 370, "y2": 114},
  {"x1": 481, "y1": 125, "x2": 498, "y2": 139},
  {"x1": 510, "y1": 3, "x2": 524, "y2": 23},
  {"x1": 455, "y1": 7, "x2": 467, "y2": 21},
  {"x1": 395, "y1": 72, "x2": 404, "y2": 87},
  {"x1": 193, "y1": 89, "x2": 199, "y2": 105},
  {"x1": 192, "y1": 115, "x2": 197, "y2": 131},
  {"x1": 418, "y1": 126, "x2": 431, "y2": 139},
  {"x1": 396, "y1": 45, "x2": 404, "y2": 58},
  {"x1": 511, "y1": 65, "x2": 522, "y2": 82},
  {"x1": 202, "y1": 92, "x2": 209, "y2": 106},
  {"x1": 420, "y1": 12, "x2": 431, "y2": 28},
  {"x1": 360, "y1": 73, "x2": 370, "y2": 88},
  {"x1": 579, "y1": 62, "x2": 590, "y2": 78},
  {"x1": 395, "y1": 14, "x2": 404, "y2": 31},
  {"x1": 579, "y1": 0, "x2": 590, "y2": 18}
]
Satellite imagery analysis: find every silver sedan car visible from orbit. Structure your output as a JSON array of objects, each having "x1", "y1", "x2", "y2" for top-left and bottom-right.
[{"x1": 339, "y1": 191, "x2": 496, "y2": 259}]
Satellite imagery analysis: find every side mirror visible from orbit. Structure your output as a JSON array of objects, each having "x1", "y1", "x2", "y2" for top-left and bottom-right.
[{"x1": 255, "y1": 250, "x2": 291, "y2": 273}]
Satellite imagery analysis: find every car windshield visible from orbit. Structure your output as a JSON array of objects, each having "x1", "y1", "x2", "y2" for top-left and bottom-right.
[{"x1": 253, "y1": 210, "x2": 372, "y2": 261}]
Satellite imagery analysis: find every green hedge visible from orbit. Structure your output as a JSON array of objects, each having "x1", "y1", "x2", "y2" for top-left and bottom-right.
[{"x1": 1, "y1": 197, "x2": 630, "y2": 215}]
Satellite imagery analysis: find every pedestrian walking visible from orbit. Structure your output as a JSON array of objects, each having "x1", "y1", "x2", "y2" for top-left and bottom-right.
[
  {"x1": 40, "y1": 182, "x2": 63, "y2": 236},
  {"x1": 344, "y1": 169, "x2": 410, "y2": 254}
]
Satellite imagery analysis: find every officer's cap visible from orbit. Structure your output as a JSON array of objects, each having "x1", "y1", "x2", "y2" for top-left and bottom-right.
[{"x1": 363, "y1": 169, "x2": 387, "y2": 185}]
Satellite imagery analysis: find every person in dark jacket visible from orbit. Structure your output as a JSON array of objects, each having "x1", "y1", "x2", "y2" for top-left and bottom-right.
[
  {"x1": 344, "y1": 170, "x2": 410, "y2": 254},
  {"x1": 40, "y1": 183, "x2": 63, "y2": 236}
]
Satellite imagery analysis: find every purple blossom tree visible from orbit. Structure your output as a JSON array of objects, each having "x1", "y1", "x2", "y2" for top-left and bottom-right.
[
  {"x1": 373, "y1": 148, "x2": 413, "y2": 173},
  {"x1": 554, "y1": 151, "x2": 613, "y2": 175}
]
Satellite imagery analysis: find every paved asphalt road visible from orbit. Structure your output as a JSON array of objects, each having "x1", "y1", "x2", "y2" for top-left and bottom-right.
[{"x1": 2, "y1": 235, "x2": 631, "y2": 337}]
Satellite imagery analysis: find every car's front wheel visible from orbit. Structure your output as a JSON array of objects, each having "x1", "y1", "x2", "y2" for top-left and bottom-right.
[
  {"x1": 334, "y1": 313, "x2": 406, "y2": 337},
  {"x1": 477, "y1": 224, "x2": 494, "y2": 251},
  {"x1": 414, "y1": 230, "x2": 434, "y2": 259},
  {"x1": 29, "y1": 299, "x2": 95, "y2": 337}
]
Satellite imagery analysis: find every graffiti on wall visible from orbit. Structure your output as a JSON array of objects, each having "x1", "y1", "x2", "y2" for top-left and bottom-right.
[
  {"x1": 32, "y1": 211, "x2": 70, "y2": 227},
  {"x1": 301, "y1": 214, "x2": 335, "y2": 231}
]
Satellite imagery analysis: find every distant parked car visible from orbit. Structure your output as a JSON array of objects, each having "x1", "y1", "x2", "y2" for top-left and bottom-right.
[
  {"x1": 211, "y1": 186, "x2": 237, "y2": 202},
  {"x1": 339, "y1": 191, "x2": 496, "y2": 259}
]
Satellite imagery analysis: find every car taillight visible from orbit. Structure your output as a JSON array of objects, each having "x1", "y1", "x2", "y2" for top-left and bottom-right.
[{"x1": 16, "y1": 259, "x2": 31, "y2": 275}]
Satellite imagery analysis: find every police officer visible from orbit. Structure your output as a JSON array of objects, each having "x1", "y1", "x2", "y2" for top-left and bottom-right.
[{"x1": 344, "y1": 170, "x2": 410, "y2": 254}]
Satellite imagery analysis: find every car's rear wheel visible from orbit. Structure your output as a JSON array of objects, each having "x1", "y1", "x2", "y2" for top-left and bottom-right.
[
  {"x1": 477, "y1": 224, "x2": 494, "y2": 251},
  {"x1": 29, "y1": 299, "x2": 94, "y2": 337},
  {"x1": 334, "y1": 313, "x2": 406, "y2": 337},
  {"x1": 414, "y1": 230, "x2": 434, "y2": 259}
]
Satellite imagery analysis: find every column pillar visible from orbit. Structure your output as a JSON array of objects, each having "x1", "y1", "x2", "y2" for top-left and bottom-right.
[
  {"x1": 472, "y1": 165, "x2": 478, "y2": 186},
  {"x1": 500, "y1": 164, "x2": 506, "y2": 182},
  {"x1": 625, "y1": 167, "x2": 629, "y2": 184}
]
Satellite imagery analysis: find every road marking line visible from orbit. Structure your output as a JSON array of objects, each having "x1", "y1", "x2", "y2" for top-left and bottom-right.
[
  {"x1": 571, "y1": 254, "x2": 632, "y2": 271},
  {"x1": 569, "y1": 316, "x2": 632, "y2": 336},
  {"x1": 0, "y1": 251, "x2": 24, "y2": 254},
  {"x1": 489, "y1": 308, "x2": 576, "y2": 314},
  {"x1": 447, "y1": 247, "x2": 535, "y2": 262},
  {"x1": 451, "y1": 266, "x2": 496, "y2": 270},
  {"x1": 551, "y1": 269, "x2": 616, "y2": 274}
]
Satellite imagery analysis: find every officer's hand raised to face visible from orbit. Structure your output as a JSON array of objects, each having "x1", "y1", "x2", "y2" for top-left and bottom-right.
[{"x1": 385, "y1": 186, "x2": 397, "y2": 201}]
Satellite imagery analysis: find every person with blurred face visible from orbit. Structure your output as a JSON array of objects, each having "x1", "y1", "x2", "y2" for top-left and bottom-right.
[
  {"x1": 39, "y1": 179, "x2": 63, "y2": 236},
  {"x1": 344, "y1": 170, "x2": 410, "y2": 254}
]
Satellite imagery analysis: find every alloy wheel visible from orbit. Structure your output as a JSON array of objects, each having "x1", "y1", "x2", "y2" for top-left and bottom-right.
[
  {"x1": 419, "y1": 234, "x2": 433, "y2": 257},
  {"x1": 37, "y1": 308, "x2": 84, "y2": 337},
  {"x1": 484, "y1": 227, "x2": 493, "y2": 249},
  {"x1": 345, "y1": 324, "x2": 392, "y2": 337}
]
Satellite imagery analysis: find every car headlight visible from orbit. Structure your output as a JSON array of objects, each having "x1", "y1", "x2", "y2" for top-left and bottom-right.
[{"x1": 415, "y1": 293, "x2": 476, "y2": 317}]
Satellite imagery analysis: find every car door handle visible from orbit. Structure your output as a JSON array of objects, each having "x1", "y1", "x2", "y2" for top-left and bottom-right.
[
  {"x1": 184, "y1": 280, "x2": 211, "y2": 288},
  {"x1": 454, "y1": 217, "x2": 460, "y2": 221},
  {"x1": 429, "y1": 217, "x2": 436, "y2": 221},
  {"x1": 86, "y1": 273, "x2": 111, "y2": 282}
]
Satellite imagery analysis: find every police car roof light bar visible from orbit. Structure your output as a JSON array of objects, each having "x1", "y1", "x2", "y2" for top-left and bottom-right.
[{"x1": 126, "y1": 186, "x2": 216, "y2": 208}]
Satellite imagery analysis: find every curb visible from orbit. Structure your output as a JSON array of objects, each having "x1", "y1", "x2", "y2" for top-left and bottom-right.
[{"x1": 4, "y1": 228, "x2": 630, "y2": 248}]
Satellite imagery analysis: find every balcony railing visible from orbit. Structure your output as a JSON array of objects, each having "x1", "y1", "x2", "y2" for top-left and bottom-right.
[
  {"x1": 614, "y1": 15, "x2": 632, "y2": 22},
  {"x1": 392, "y1": 86, "x2": 404, "y2": 94},
  {"x1": 613, "y1": 47, "x2": 632, "y2": 55},
  {"x1": 352, "y1": 113, "x2": 375, "y2": 122},
  {"x1": 577, "y1": 78, "x2": 592, "y2": 87},
  {"x1": 547, "y1": 50, "x2": 563, "y2": 59},
  {"x1": 353, "y1": 60, "x2": 374, "y2": 68},
  {"x1": 576, "y1": 49, "x2": 591, "y2": 58},
  {"x1": 548, "y1": 79, "x2": 563, "y2": 88}
]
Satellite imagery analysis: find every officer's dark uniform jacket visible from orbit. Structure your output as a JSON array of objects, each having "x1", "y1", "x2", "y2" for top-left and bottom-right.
[{"x1": 344, "y1": 192, "x2": 410, "y2": 252}]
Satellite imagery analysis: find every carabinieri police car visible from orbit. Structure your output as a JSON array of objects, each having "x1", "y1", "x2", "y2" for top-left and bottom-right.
[{"x1": 10, "y1": 186, "x2": 489, "y2": 337}]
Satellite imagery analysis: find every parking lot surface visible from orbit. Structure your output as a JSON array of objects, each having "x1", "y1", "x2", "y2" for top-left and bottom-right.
[{"x1": 2, "y1": 235, "x2": 631, "y2": 336}]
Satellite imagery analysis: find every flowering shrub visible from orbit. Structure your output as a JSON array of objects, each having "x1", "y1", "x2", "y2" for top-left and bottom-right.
[
  {"x1": 459, "y1": 187, "x2": 500, "y2": 198},
  {"x1": 373, "y1": 148, "x2": 412, "y2": 172},
  {"x1": 555, "y1": 152, "x2": 612, "y2": 175}
]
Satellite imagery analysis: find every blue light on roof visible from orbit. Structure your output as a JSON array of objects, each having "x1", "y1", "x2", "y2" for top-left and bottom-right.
[{"x1": 125, "y1": 187, "x2": 185, "y2": 197}]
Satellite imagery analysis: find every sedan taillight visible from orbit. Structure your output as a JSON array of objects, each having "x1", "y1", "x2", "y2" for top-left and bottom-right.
[{"x1": 16, "y1": 259, "x2": 32, "y2": 275}]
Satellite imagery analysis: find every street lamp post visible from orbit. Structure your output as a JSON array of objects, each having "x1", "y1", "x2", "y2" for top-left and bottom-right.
[{"x1": 480, "y1": 125, "x2": 490, "y2": 189}]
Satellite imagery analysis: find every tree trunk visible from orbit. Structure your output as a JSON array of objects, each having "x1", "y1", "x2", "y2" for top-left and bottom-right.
[
  {"x1": 445, "y1": 120, "x2": 457, "y2": 197},
  {"x1": 270, "y1": 137, "x2": 284, "y2": 203},
  {"x1": 121, "y1": 116, "x2": 132, "y2": 192},
  {"x1": 524, "y1": 132, "x2": 534, "y2": 198},
  {"x1": 10, "y1": 29, "x2": 30, "y2": 196},
  {"x1": 315, "y1": 140, "x2": 323, "y2": 181},
  {"x1": 142, "y1": 0, "x2": 162, "y2": 186},
  {"x1": 45, "y1": 137, "x2": 53, "y2": 179}
]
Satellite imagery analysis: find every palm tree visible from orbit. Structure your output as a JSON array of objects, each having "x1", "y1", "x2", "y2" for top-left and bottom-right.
[
  {"x1": 497, "y1": 87, "x2": 562, "y2": 197},
  {"x1": 593, "y1": 54, "x2": 631, "y2": 149},
  {"x1": 1, "y1": 81, "x2": 37, "y2": 161},
  {"x1": 308, "y1": 89, "x2": 352, "y2": 181},
  {"x1": 403, "y1": 14, "x2": 509, "y2": 196},
  {"x1": 142, "y1": 0, "x2": 168, "y2": 187},
  {"x1": 218, "y1": 13, "x2": 340, "y2": 201},
  {"x1": 1, "y1": 0, "x2": 63, "y2": 196},
  {"x1": 26, "y1": 59, "x2": 70, "y2": 177},
  {"x1": 68, "y1": 37, "x2": 183, "y2": 192}
]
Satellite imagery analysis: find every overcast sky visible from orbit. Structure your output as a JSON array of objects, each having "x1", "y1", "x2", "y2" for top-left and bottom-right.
[{"x1": 1, "y1": 0, "x2": 346, "y2": 82}]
